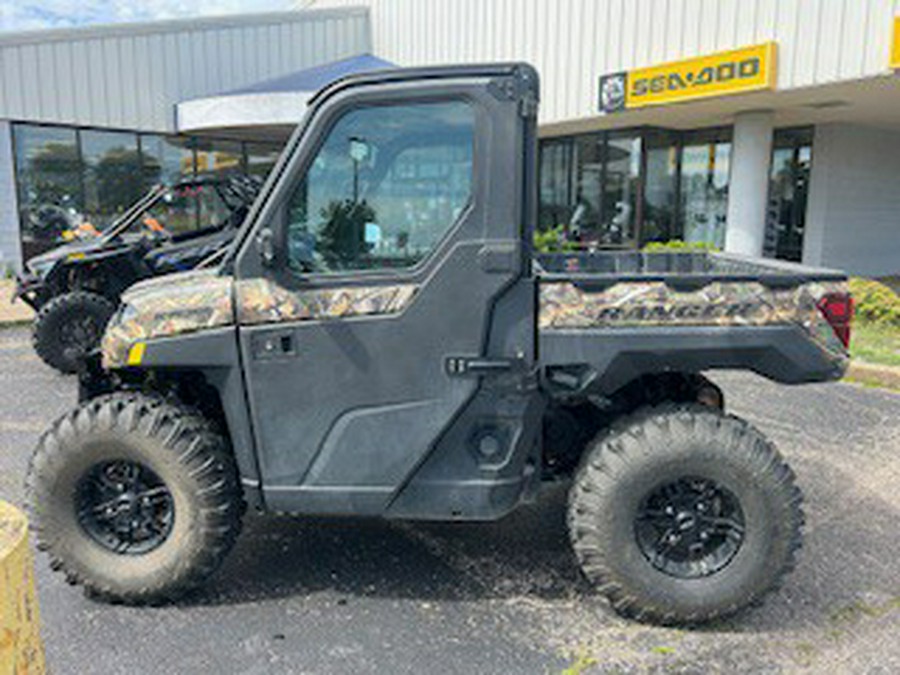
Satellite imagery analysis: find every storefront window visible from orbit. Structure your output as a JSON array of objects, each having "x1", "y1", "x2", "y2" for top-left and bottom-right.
[
  {"x1": 602, "y1": 134, "x2": 640, "y2": 246},
  {"x1": 537, "y1": 126, "x2": 741, "y2": 251},
  {"x1": 537, "y1": 130, "x2": 646, "y2": 248},
  {"x1": 195, "y1": 138, "x2": 244, "y2": 177},
  {"x1": 538, "y1": 139, "x2": 573, "y2": 230},
  {"x1": 679, "y1": 130, "x2": 731, "y2": 248},
  {"x1": 81, "y1": 130, "x2": 142, "y2": 227},
  {"x1": 13, "y1": 124, "x2": 82, "y2": 256},
  {"x1": 569, "y1": 132, "x2": 641, "y2": 247},
  {"x1": 765, "y1": 127, "x2": 813, "y2": 262},
  {"x1": 139, "y1": 134, "x2": 195, "y2": 188},
  {"x1": 572, "y1": 134, "x2": 603, "y2": 242},
  {"x1": 641, "y1": 131, "x2": 679, "y2": 244},
  {"x1": 246, "y1": 142, "x2": 284, "y2": 179},
  {"x1": 10, "y1": 123, "x2": 282, "y2": 259}
]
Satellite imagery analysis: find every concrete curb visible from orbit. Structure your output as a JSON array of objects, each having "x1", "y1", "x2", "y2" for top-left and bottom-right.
[
  {"x1": 0, "y1": 501, "x2": 45, "y2": 675},
  {"x1": 846, "y1": 361, "x2": 900, "y2": 391}
]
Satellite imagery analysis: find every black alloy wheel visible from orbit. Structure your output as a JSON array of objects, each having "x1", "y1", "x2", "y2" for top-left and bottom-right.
[
  {"x1": 634, "y1": 476, "x2": 745, "y2": 579},
  {"x1": 76, "y1": 459, "x2": 175, "y2": 555}
]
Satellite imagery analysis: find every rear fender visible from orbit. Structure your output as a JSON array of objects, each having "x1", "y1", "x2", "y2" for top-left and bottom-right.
[{"x1": 540, "y1": 324, "x2": 848, "y2": 397}]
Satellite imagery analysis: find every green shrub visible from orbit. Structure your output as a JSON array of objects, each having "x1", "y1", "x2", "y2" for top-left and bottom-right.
[
  {"x1": 643, "y1": 239, "x2": 719, "y2": 252},
  {"x1": 533, "y1": 224, "x2": 578, "y2": 253},
  {"x1": 849, "y1": 277, "x2": 900, "y2": 326},
  {"x1": 642, "y1": 239, "x2": 719, "y2": 252}
]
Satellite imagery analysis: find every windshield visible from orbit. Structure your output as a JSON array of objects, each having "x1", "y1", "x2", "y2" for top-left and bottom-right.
[{"x1": 103, "y1": 182, "x2": 237, "y2": 240}]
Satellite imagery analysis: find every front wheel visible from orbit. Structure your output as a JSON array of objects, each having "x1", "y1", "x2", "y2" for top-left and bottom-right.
[
  {"x1": 26, "y1": 393, "x2": 243, "y2": 604},
  {"x1": 568, "y1": 404, "x2": 803, "y2": 624},
  {"x1": 32, "y1": 291, "x2": 116, "y2": 373}
]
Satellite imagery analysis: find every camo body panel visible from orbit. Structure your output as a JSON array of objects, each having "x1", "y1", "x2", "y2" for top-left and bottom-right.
[
  {"x1": 102, "y1": 270, "x2": 234, "y2": 368},
  {"x1": 236, "y1": 278, "x2": 418, "y2": 325},
  {"x1": 102, "y1": 272, "x2": 419, "y2": 368},
  {"x1": 539, "y1": 279, "x2": 849, "y2": 356}
]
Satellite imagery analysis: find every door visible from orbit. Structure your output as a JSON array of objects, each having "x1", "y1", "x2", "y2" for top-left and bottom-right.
[{"x1": 233, "y1": 66, "x2": 538, "y2": 514}]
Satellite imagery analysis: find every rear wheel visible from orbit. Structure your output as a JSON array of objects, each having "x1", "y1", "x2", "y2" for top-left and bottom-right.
[
  {"x1": 26, "y1": 392, "x2": 243, "y2": 604},
  {"x1": 568, "y1": 404, "x2": 803, "y2": 624},
  {"x1": 32, "y1": 291, "x2": 116, "y2": 374}
]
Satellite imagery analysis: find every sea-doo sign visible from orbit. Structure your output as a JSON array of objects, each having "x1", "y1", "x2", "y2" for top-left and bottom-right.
[{"x1": 599, "y1": 43, "x2": 777, "y2": 113}]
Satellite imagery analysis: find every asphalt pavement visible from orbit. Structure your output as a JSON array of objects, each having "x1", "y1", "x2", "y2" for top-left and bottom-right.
[{"x1": 0, "y1": 325, "x2": 898, "y2": 674}]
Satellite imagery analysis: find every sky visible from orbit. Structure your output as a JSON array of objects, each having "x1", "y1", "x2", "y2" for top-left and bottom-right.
[{"x1": 0, "y1": 1, "x2": 305, "y2": 33}]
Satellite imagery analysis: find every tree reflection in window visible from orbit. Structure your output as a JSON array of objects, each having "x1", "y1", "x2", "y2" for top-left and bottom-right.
[{"x1": 285, "y1": 101, "x2": 474, "y2": 274}]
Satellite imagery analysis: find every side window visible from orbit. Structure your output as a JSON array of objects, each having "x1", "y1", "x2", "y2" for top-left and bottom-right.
[{"x1": 284, "y1": 101, "x2": 474, "y2": 274}]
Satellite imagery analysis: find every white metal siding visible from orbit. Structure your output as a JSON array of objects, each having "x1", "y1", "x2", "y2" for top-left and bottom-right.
[
  {"x1": 312, "y1": 0, "x2": 900, "y2": 124},
  {"x1": 0, "y1": 9, "x2": 371, "y2": 132}
]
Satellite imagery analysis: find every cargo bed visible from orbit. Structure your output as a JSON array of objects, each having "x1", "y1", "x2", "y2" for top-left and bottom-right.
[{"x1": 534, "y1": 251, "x2": 851, "y2": 393}]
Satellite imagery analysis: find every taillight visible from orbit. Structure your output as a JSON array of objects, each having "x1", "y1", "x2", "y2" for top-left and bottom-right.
[{"x1": 816, "y1": 292, "x2": 854, "y2": 349}]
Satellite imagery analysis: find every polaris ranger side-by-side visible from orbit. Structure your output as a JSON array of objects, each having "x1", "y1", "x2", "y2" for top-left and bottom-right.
[
  {"x1": 26, "y1": 64, "x2": 852, "y2": 624},
  {"x1": 15, "y1": 175, "x2": 261, "y2": 373}
]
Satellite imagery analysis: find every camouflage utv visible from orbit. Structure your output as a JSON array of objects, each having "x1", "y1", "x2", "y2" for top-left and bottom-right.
[{"x1": 26, "y1": 64, "x2": 853, "y2": 625}]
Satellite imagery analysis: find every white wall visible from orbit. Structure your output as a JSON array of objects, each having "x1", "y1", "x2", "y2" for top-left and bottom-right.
[
  {"x1": 0, "y1": 8, "x2": 370, "y2": 132},
  {"x1": 0, "y1": 122, "x2": 21, "y2": 272},
  {"x1": 311, "y1": 0, "x2": 900, "y2": 125},
  {"x1": 805, "y1": 123, "x2": 900, "y2": 276}
]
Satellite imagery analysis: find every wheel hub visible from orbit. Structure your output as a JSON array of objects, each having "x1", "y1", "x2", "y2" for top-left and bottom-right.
[
  {"x1": 634, "y1": 476, "x2": 745, "y2": 579},
  {"x1": 76, "y1": 460, "x2": 174, "y2": 555},
  {"x1": 59, "y1": 315, "x2": 100, "y2": 348}
]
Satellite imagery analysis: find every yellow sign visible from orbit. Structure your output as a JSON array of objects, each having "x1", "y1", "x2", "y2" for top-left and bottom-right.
[
  {"x1": 599, "y1": 43, "x2": 777, "y2": 113},
  {"x1": 892, "y1": 17, "x2": 900, "y2": 68}
]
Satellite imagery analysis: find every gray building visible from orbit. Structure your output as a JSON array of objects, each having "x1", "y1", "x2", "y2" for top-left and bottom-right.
[
  {"x1": 2, "y1": 1, "x2": 900, "y2": 276},
  {"x1": 0, "y1": 8, "x2": 369, "y2": 270}
]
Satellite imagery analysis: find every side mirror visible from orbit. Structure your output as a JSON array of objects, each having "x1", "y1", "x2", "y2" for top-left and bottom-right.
[{"x1": 256, "y1": 227, "x2": 276, "y2": 267}]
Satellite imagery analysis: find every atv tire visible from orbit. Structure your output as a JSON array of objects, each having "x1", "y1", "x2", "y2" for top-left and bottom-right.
[
  {"x1": 32, "y1": 291, "x2": 116, "y2": 374},
  {"x1": 26, "y1": 392, "x2": 243, "y2": 604},
  {"x1": 568, "y1": 404, "x2": 803, "y2": 625}
]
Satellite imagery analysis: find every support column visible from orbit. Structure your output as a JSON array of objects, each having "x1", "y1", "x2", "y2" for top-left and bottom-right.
[{"x1": 724, "y1": 110, "x2": 774, "y2": 257}]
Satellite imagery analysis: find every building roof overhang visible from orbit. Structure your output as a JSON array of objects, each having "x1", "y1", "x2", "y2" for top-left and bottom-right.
[
  {"x1": 540, "y1": 72, "x2": 900, "y2": 138},
  {"x1": 176, "y1": 54, "x2": 394, "y2": 141}
]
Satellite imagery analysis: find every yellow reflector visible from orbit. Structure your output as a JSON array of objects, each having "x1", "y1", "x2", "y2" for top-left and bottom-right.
[
  {"x1": 127, "y1": 342, "x2": 146, "y2": 366},
  {"x1": 66, "y1": 252, "x2": 85, "y2": 261}
]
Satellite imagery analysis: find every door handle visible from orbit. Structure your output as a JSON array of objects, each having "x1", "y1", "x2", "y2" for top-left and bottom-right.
[{"x1": 445, "y1": 356, "x2": 516, "y2": 376}]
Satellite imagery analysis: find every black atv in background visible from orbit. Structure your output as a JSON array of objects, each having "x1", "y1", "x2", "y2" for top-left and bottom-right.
[{"x1": 14, "y1": 174, "x2": 261, "y2": 373}]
